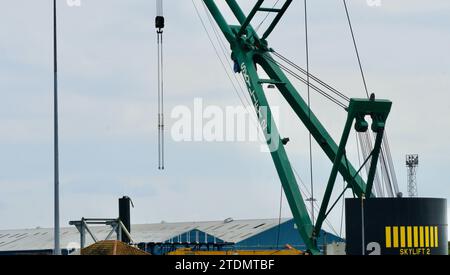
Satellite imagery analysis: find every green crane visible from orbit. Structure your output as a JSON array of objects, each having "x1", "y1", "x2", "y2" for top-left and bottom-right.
[{"x1": 202, "y1": 0, "x2": 392, "y2": 254}]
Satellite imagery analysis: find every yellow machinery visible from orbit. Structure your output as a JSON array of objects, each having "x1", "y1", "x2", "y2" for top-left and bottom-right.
[{"x1": 168, "y1": 245, "x2": 305, "y2": 256}]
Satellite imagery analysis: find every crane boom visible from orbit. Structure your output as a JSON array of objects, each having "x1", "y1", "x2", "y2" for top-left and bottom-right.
[{"x1": 202, "y1": 0, "x2": 392, "y2": 254}]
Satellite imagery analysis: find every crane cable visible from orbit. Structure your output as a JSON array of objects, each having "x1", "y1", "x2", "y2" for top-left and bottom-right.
[
  {"x1": 293, "y1": 168, "x2": 340, "y2": 237},
  {"x1": 264, "y1": 55, "x2": 349, "y2": 109},
  {"x1": 342, "y1": 1, "x2": 377, "y2": 196},
  {"x1": 343, "y1": 0, "x2": 385, "y2": 197},
  {"x1": 343, "y1": 0, "x2": 400, "y2": 197},
  {"x1": 203, "y1": 1, "x2": 351, "y2": 109},
  {"x1": 157, "y1": 33, "x2": 164, "y2": 170},
  {"x1": 339, "y1": 177, "x2": 346, "y2": 238},
  {"x1": 271, "y1": 51, "x2": 350, "y2": 102},
  {"x1": 156, "y1": 0, "x2": 165, "y2": 170},
  {"x1": 192, "y1": 2, "x2": 289, "y2": 245},
  {"x1": 303, "y1": 0, "x2": 316, "y2": 228},
  {"x1": 301, "y1": 0, "x2": 341, "y2": 239},
  {"x1": 193, "y1": 0, "x2": 340, "y2": 238},
  {"x1": 255, "y1": 0, "x2": 281, "y2": 33},
  {"x1": 275, "y1": 186, "x2": 283, "y2": 249},
  {"x1": 200, "y1": 1, "x2": 253, "y2": 108},
  {"x1": 343, "y1": 0, "x2": 370, "y2": 99},
  {"x1": 192, "y1": 0, "x2": 246, "y2": 107},
  {"x1": 272, "y1": 0, "x2": 289, "y2": 249},
  {"x1": 192, "y1": 0, "x2": 266, "y2": 143}
]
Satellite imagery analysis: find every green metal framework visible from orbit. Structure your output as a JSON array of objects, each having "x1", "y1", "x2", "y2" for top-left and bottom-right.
[{"x1": 202, "y1": 0, "x2": 392, "y2": 254}]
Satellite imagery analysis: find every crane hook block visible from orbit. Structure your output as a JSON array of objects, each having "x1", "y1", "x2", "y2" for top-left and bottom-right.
[{"x1": 155, "y1": 16, "x2": 165, "y2": 30}]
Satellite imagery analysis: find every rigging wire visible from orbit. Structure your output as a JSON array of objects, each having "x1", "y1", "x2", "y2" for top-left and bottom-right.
[
  {"x1": 264, "y1": 55, "x2": 349, "y2": 109},
  {"x1": 193, "y1": 2, "x2": 323, "y2": 240},
  {"x1": 339, "y1": 177, "x2": 346, "y2": 238},
  {"x1": 379, "y1": 147, "x2": 392, "y2": 196},
  {"x1": 342, "y1": 0, "x2": 370, "y2": 99},
  {"x1": 383, "y1": 137, "x2": 400, "y2": 194},
  {"x1": 200, "y1": 1, "x2": 253, "y2": 108},
  {"x1": 292, "y1": 168, "x2": 340, "y2": 237},
  {"x1": 193, "y1": 0, "x2": 349, "y2": 237},
  {"x1": 276, "y1": 186, "x2": 283, "y2": 249},
  {"x1": 361, "y1": 132, "x2": 384, "y2": 197},
  {"x1": 343, "y1": 0, "x2": 400, "y2": 197},
  {"x1": 191, "y1": 0, "x2": 248, "y2": 108},
  {"x1": 356, "y1": 133, "x2": 362, "y2": 172},
  {"x1": 255, "y1": 0, "x2": 281, "y2": 33},
  {"x1": 303, "y1": 0, "x2": 315, "y2": 227},
  {"x1": 192, "y1": 0, "x2": 266, "y2": 143},
  {"x1": 272, "y1": 51, "x2": 350, "y2": 101}
]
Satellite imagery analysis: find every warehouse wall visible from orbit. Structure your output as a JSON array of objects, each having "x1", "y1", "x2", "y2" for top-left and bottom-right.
[{"x1": 235, "y1": 220, "x2": 343, "y2": 251}]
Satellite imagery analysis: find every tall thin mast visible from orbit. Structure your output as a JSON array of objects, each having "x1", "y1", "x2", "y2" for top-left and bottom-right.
[{"x1": 53, "y1": 0, "x2": 61, "y2": 255}]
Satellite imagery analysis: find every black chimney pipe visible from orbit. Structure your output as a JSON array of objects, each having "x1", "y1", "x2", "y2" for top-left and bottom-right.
[{"x1": 119, "y1": 196, "x2": 133, "y2": 243}]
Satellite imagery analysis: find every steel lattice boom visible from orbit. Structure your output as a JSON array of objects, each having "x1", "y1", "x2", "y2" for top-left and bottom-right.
[{"x1": 202, "y1": 0, "x2": 392, "y2": 254}]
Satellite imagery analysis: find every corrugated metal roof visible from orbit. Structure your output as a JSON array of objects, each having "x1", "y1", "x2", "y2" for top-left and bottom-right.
[{"x1": 0, "y1": 218, "x2": 291, "y2": 252}]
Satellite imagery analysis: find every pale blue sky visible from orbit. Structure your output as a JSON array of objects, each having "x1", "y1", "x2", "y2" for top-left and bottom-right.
[{"x1": 0, "y1": 0, "x2": 449, "y2": 236}]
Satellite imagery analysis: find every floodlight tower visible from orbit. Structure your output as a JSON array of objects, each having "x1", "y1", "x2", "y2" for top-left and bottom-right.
[{"x1": 406, "y1": 154, "x2": 419, "y2": 197}]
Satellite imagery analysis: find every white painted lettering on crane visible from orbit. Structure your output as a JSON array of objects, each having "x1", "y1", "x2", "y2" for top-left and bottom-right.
[{"x1": 240, "y1": 63, "x2": 280, "y2": 152}]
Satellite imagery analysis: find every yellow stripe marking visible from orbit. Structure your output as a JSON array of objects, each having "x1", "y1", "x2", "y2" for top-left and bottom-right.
[
  {"x1": 425, "y1": 226, "x2": 430, "y2": 247},
  {"x1": 430, "y1": 227, "x2": 434, "y2": 248},
  {"x1": 393, "y1": 226, "x2": 399, "y2": 248},
  {"x1": 419, "y1": 226, "x2": 424, "y2": 247},
  {"x1": 400, "y1": 226, "x2": 406, "y2": 248},
  {"x1": 435, "y1": 226, "x2": 439, "y2": 247},
  {"x1": 413, "y1": 226, "x2": 419, "y2": 248},
  {"x1": 385, "y1": 227, "x2": 392, "y2": 248},
  {"x1": 407, "y1": 226, "x2": 413, "y2": 248}
]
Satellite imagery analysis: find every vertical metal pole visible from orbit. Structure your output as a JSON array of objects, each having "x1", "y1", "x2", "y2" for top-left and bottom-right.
[
  {"x1": 365, "y1": 131, "x2": 385, "y2": 197},
  {"x1": 53, "y1": 0, "x2": 61, "y2": 256},
  {"x1": 80, "y1": 220, "x2": 86, "y2": 249},
  {"x1": 117, "y1": 220, "x2": 122, "y2": 241},
  {"x1": 304, "y1": 0, "x2": 315, "y2": 228},
  {"x1": 361, "y1": 197, "x2": 365, "y2": 255}
]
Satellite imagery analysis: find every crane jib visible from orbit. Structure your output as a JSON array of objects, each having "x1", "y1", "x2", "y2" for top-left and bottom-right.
[{"x1": 201, "y1": 0, "x2": 393, "y2": 254}]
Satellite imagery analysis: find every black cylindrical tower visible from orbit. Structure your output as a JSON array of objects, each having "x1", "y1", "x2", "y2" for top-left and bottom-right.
[
  {"x1": 346, "y1": 198, "x2": 448, "y2": 255},
  {"x1": 119, "y1": 196, "x2": 132, "y2": 244}
]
